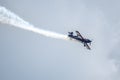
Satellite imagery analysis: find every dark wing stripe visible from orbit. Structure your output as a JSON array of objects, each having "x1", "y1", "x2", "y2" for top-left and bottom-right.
[
  {"x1": 85, "y1": 43, "x2": 91, "y2": 50},
  {"x1": 76, "y1": 31, "x2": 84, "y2": 39}
]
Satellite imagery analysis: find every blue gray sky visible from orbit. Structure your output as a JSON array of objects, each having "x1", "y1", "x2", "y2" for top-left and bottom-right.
[{"x1": 0, "y1": 0, "x2": 120, "y2": 80}]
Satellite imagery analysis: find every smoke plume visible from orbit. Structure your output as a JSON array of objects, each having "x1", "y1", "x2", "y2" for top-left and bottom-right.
[{"x1": 0, "y1": 6, "x2": 71, "y2": 41}]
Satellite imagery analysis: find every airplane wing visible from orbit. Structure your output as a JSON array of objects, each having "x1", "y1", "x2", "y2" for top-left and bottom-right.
[
  {"x1": 75, "y1": 31, "x2": 91, "y2": 50},
  {"x1": 75, "y1": 31, "x2": 84, "y2": 39},
  {"x1": 85, "y1": 43, "x2": 91, "y2": 50}
]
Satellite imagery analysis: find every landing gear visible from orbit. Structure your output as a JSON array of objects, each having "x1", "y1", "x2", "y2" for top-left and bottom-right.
[{"x1": 84, "y1": 43, "x2": 86, "y2": 47}]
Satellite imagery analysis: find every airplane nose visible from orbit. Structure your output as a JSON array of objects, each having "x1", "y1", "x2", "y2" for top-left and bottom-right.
[
  {"x1": 87, "y1": 39, "x2": 92, "y2": 43},
  {"x1": 89, "y1": 40, "x2": 92, "y2": 43}
]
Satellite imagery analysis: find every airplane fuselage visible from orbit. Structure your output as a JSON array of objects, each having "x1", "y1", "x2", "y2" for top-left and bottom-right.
[{"x1": 68, "y1": 35, "x2": 91, "y2": 43}]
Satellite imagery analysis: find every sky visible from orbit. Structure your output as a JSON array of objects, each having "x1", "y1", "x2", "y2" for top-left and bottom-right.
[{"x1": 0, "y1": 0, "x2": 120, "y2": 80}]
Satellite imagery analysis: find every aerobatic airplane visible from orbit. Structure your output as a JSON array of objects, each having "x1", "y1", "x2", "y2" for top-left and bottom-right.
[{"x1": 68, "y1": 31, "x2": 92, "y2": 50}]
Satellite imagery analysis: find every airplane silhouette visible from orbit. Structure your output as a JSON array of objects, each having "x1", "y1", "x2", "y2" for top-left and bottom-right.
[{"x1": 68, "y1": 31, "x2": 92, "y2": 50}]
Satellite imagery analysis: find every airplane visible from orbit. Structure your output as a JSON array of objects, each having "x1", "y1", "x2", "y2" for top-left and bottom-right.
[{"x1": 68, "y1": 31, "x2": 92, "y2": 50}]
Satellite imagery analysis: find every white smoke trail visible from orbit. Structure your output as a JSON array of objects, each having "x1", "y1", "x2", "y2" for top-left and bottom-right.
[{"x1": 0, "y1": 6, "x2": 72, "y2": 41}]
